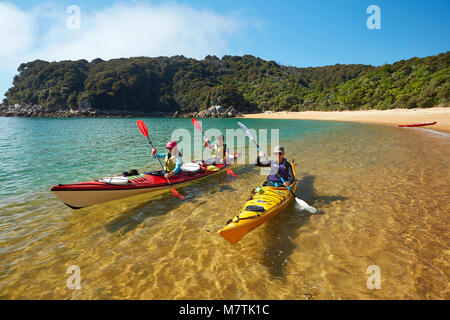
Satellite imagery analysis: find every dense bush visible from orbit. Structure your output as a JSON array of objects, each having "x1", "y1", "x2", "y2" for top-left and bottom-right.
[{"x1": 4, "y1": 52, "x2": 449, "y2": 113}]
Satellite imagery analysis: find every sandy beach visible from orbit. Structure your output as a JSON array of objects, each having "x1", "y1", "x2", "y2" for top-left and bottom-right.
[{"x1": 241, "y1": 107, "x2": 450, "y2": 133}]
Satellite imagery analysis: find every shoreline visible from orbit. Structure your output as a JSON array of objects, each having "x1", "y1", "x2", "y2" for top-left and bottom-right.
[
  {"x1": 240, "y1": 107, "x2": 450, "y2": 134},
  {"x1": 2, "y1": 106, "x2": 450, "y2": 134}
]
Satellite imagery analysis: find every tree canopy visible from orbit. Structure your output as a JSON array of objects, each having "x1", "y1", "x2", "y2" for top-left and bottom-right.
[{"x1": 4, "y1": 52, "x2": 449, "y2": 114}]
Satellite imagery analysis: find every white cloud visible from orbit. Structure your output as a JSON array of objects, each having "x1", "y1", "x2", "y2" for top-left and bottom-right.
[
  {"x1": 31, "y1": 2, "x2": 241, "y2": 61},
  {"x1": 0, "y1": 2, "x2": 34, "y2": 62},
  {"x1": 0, "y1": 1, "x2": 246, "y2": 98}
]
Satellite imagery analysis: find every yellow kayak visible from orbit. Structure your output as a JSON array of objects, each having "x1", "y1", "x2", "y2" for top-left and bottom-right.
[{"x1": 218, "y1": 162, "x2": 297, "y2": 244}]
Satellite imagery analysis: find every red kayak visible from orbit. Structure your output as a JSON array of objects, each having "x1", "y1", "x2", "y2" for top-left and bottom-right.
[
  {"x1": 51, "y1": 156, "x2": 238, "y2": 209},
  {"x1": 398, "y1": 121, "x2": 437, "y2": 128}
]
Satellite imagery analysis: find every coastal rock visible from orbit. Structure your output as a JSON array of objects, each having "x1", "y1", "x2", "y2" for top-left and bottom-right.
[
  {"x1": 214, "y1": 105, "x2": 225, "y2": 114},
  {"x1": 227, "y1": 107, "x2": 238, "y2": 117},
  {"x1": 207, "y1": 106, "x2": 217, "y2": 114},
  {"x1": 193, "y1": 105, "x2": 238, "y2": 118},
  {"x1": 0, "y1": 101, "x2": 237, "y2": 119},
  {"x1": 197, "y1": 109, "x2": 211, "y2": 118},
  {"x1": 80, "y1": 98, "x2": 92, "y2": 109}
]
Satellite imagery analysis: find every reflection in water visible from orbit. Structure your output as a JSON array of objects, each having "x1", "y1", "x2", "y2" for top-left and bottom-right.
[
  {"x1": 104, "y1": 173, "x2": 238, "y2": 236},
  {"x1": 105, "y1": 196, "x2": 181, "y2": 236},
  {"x1": 261, "y1": 174, "x2": 347, "y2": 280}
]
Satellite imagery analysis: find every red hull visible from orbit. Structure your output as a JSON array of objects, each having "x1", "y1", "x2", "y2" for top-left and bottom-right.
[
  {"x1": 51, "y1": 163, "x2": 228, "y2": 192},
  {"x1": 51, "y1": 155, "x2": 239, "y2": 208},
  {"x1": 398, "y1": 121, "x2": 437, "y2": 128}
]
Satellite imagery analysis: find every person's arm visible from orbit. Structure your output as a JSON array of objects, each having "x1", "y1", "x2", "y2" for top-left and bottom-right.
[
  {"x1": 255, "y1": 152, "x2": 271, "y2": 167},
  {"x1": 285, "y1": 162, "x2": 295, "y2": 185},
  {"x1": 203, "y1": 139, "x2": 212, "y2": 149},
  {"x1": 152, "y1": 152, "x2": 166, "y2": 159},
  {"x1": 173, "y1": 156, "x2": 182, "y2": 174}
]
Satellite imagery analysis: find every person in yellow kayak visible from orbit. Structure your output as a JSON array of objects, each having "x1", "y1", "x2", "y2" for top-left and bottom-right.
[
  {"x1": 203, "y1": 133, "x2": 229, "y2": 164},
  {"x1": 152, "y1": 140, "x2": 183, "y2": 178},
  {"x1": 256, "y1": 146, "x2": 295, "y2": 187}
]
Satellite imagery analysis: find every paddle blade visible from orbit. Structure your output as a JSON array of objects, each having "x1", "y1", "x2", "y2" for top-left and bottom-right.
[
  {"x1": 137, "y1": 120, "x2": 149, "y2": 138},
  {"x1": 295, "y1": 198, "x2": 317, "y2": 214},
  {"x1": 171, "y1": 187, "x2": 185, "y2": 200},
  {"x1": 226, "y1": 168, "x2": 237, "y2": 177},
  {"x1": 237, "y1": 121, "x2": 255, "y2": 141},
  {"x1": 191, "y1": 118, "x2": 202, "y2": 132}
]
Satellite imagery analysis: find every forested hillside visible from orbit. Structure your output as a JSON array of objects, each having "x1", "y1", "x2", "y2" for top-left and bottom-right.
[{"x1": 2, "y1": 52, "x2": 449, "y2": 116}]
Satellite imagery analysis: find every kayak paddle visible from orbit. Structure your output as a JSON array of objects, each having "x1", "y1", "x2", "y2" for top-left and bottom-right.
[
  {"x1": 237, "y1": 121, "x2": 270, "y2": 162},
  {"x1": 191, "y1": 118, "x2": 204, "y2": 162},
  {"x1": 237, "y1": 121, "x2": 317, "y2": 213},
  {"x1": 137, "y1": 120, "x2": 184, "y2": 200},
  {"x1": 226, "y1": 168, "x2": 237, "y2": 177},
  {"x1": 277, "y1": 174, "x2": 317, "y2": 213},
  {"x1": 192, "y1": 118, "x2": 237, "y2": 176},
  {"x1": 191, "y1": 117, "x2": 203, "y2": 135}
]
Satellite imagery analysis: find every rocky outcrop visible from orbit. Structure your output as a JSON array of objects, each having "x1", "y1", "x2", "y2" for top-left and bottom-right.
[
  {"x1": 195, "y1": 105, "x2": 239, "y2": 118},
  {"x1": 0, "y1": 102, "x2": 240, "y2": 118},
  {"x1": 0, "y1": 104, "x2": 174, "y2": 118},
  {"x1": 0, "y1": 104, "x2": 46, "y2": 117}
]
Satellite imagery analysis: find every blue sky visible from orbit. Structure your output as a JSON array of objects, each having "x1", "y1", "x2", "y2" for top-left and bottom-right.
[{"x1": 1, "y1": 0, "x2": 449, "y2": 99}]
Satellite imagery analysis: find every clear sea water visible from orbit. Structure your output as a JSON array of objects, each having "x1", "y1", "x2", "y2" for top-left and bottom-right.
[{"x1": 0, "y1": 117, "x2": 449, "y2": 299}]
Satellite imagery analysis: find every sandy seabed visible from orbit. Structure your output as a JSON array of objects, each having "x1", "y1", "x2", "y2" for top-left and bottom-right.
[{"x1": 241, "y1": 107, "x2": 450, "y2": 133}]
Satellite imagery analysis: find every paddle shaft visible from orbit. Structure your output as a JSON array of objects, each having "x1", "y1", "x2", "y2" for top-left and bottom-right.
[
  {"x1": 238, "y1": 122, "x2": 270, "y2": 162},
  {"x1": 255, "y1": 143, "x2": 270, "y2": 162},
  {"x1": 192, "y1": 118, "x2": 204, "y2": 162},
  {"x1": 277, "y1": 175, "x2": 296, "y2": 197},
  {"x1": 147, "y1": 138, "x2": 175, "y2": 188},
  {"x1": 200, "y1": 129, "x2": 203, "y2": 162}
]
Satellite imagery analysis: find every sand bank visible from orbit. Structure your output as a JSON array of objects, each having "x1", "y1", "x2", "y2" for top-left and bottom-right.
[{"x1": 241, "y1": 107, "x2": 450, "y2": 133}]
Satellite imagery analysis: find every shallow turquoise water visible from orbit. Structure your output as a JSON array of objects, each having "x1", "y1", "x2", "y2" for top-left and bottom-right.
[
  {"x1": 0, "y1": 117, "x2": 352, "y2": 204},
  {"x1": 1, "y1": 116, "x2": 448, "y2": 299}
]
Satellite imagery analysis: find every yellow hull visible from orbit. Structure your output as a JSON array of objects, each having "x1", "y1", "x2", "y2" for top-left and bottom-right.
[{"x1": 218, "y1": 163, "x2": 297, "y2": 244}]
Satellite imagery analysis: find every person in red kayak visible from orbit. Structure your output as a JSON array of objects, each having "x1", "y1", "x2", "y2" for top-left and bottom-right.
[
  {"x1": 203, "y1": 133, "x2": 229, "y2": 164},
  {"x1": 256, "y1": 146, "x2": 295, "y2": 187},
  {"x1": 152, "y1": 140, "x2": 183, "y2": 178}
]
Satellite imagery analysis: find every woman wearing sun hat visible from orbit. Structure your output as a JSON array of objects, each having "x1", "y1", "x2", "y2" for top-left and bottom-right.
[
  {"x1": 151, "y1": 140, "x2": 183, "y2": 178},
  {"x1": 203, "y1": 133, "x2": 229, "y2": 164}
]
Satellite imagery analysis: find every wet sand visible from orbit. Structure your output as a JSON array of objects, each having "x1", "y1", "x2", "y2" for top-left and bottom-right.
[{"x1": 241, "y1": 107, "x2": 450, "y2": 133}]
